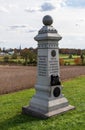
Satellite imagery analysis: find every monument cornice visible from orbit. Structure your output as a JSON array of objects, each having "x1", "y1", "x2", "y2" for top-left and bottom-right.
[{"x1": 34, "y1": 33, "x2": 62, "y2": 41}]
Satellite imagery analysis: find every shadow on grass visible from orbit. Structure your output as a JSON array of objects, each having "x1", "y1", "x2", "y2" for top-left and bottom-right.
[{"x1": 0, "y1": 113, "x2": 43, "y2": 130}]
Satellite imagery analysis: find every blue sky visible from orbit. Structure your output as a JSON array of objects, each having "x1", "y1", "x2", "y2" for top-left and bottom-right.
[
  {"x1": 66, "y1": 0, "x2": 85, "y2": 8},
  {"x1": 0, "y1": 0, "x2": 85, "y2": 49}
]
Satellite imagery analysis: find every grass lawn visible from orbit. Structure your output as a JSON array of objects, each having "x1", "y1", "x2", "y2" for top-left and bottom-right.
[{"x1": 0, "y1": 76, "x2": 85, "y2": 130}]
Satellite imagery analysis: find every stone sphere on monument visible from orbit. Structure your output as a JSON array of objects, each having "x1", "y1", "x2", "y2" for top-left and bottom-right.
[{"x1": 43, "y1": 15, "x2": 53, "y2": 26}]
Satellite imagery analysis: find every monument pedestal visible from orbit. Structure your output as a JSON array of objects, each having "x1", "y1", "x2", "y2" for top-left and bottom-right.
[
  {"x1": 22, "y1": 15, "x2": 75, "y2": 118},
  {"x1": 22, "y1": 94, "x2": 75, "y2": 118},
  {"x1": 22, "y1": 105, "x2": 74, "y2": 119},
  {"x1": 22, "y1": 84, "x2": 75, "y2": 118},
  {"x1": 23, "y1": 89, "x2": 74, "y2": 118}
]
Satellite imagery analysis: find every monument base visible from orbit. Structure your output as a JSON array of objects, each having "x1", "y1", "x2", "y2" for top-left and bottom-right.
[
  {"x1": 22, "y1": 105, "x2": 75, "y2": 119},
  {"x1": 22, "y1": 97, "x2": 75, "y2": 118}
]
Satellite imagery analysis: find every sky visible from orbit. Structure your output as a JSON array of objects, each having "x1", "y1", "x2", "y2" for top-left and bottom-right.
[{"x1": 0, "y1": 0, "x2": 85, "y2": 49}]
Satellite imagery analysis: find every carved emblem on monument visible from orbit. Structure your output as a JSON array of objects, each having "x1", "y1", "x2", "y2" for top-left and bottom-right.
[
  {"x1": 51, "y1": 50, "x2": 56, "y2": 57},
  {"x1": 50, "y1": 75, "x2": 61, "y2": 86}
]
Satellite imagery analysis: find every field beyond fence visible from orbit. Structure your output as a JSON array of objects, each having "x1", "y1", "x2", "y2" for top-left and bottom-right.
[{"x1": 0, "y1": 65, "x2": 85, "y2": 95}]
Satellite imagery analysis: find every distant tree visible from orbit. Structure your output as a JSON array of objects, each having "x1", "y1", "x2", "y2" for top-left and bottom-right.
[
  {"x1": 14, "y1": 48, "x2": 18, "y2": 54},
  {"x1": 11, "y1": 53, "x2": 17, "y2": 59},
  {"x1": 82, "y1": 49, "x2": 85, "y2": 55},
  {"x1": 20, "y1": 48, "x2": 30, "y2": 65},
  {"x1": 59, "y1": 58, "x2": 64, "y2": 65},
  {"x1": 20, "y1": 48, "x2": 37, "y2": 65},
  {"x1": 69, "y1": 54, "x2": 72, "y2": 59},
  {"x1": 74, "y1": 58, "x2": 82, "y2": 65},
  {"x1": 3, "y1": 56, "x2": 9, "y2": 63},
  {"x1": 3, "y1": 47, "x2": 6, "y2": 53},
  {"x1": 77, "y1": 49, "x2": 81, "y2": 55},
  {"x1": 80, "y1": 54, "x2": 84, "y2": 65},
  {"x1": 59, "y1": 48, "x2": 82, "y2": 55},
  {"x1": 28, "y1": 50, "x2": 37, "y2": 64},
  {"x1": 0, "y1": 48, "x2": 1, "y2": 52},
  {"x1": 14, "y1": 48, "x2": 20, "y2": 55}
]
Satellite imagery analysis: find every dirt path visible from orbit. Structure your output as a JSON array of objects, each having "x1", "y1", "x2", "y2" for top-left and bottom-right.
[{"x1": 0, "y1": 65, "x2": 85, "y2": 94}]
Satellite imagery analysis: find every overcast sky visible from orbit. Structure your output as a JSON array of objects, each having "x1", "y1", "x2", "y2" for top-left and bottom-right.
[{"x1": 0, "y1": 0, "x2": 85, "y2": 49}]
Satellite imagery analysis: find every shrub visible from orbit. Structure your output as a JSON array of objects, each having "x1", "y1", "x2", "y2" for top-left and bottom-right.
[
  {"x1": 74, "y1": 58, "x2": 82, "y2": 65},
  {"x1": 69, "y1": 54, "x2": 72, "y2": 59},
  {"x1": 17, "y1": 60, "x2": 22, "y2": 65},
  {"x1": 3, "y1": 56, "x2": 9, "y2": 63},
  {"x1": 64, "y1": 61, "x2": 70, "y2": 66},
  {"x1": 80, "y1": 54, "x2": 85, "y2": 65},
  {"x1": 59, "y1": 58, "x2": 64, "y2": 65},
  {"x1": 11, "y1": 53, "x2": 17, "y2": 59}
]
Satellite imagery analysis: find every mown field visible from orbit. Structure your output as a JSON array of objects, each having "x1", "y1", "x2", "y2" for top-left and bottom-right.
[
  {"x1": 0, "y1": 76, "x2": 85, "y2": 130},
  {"x1": 0, "y1": 65, "x2": 85, "y2": 95}
]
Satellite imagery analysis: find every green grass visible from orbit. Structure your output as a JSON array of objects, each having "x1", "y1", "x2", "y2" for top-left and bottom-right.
[
  {"x1": 0, "y1": 76, "x2": 85, "y2": 130},
  {"x1": 59, "y1": 54, "x2": 80, "y2": 59},
  {"x1": 59, "y1": 54, "x2": 69, "y2": 59},
  {"x1": 64, "y1": 59, "x2": 75, "y2": 65}
]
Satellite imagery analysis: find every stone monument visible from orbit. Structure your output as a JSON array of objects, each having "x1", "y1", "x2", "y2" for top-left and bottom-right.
[{"x1": 22, "y1": 15, "x2": 75, "y2": 118}]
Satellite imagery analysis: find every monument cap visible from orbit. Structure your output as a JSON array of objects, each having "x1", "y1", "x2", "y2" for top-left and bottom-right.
[{"x1": 43, "y1": 15, "x2": 53, "y2": 26}]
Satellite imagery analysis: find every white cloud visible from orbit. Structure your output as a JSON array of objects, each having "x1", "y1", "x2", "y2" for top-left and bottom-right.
[
  {"x1": 60, "y1": 35, "x2": 85, "y2": 49},
  {"x1": 0, "y1": 6, "x2": 9, "y2": 13},
  {"x1": 0, "y1": 41, "x2": 5, "y2": 44},
  {"x1": 24, "y1": 1, "x2": 66, "y2": 13},
  {"x1": 26, "y1": 29, "x2": 37, "y2": 33},
  {"x1": 25, "y1": 2, "x2": 56, "y2": 13},
  {"x1": 0, "y1": 3, "x2": 18, "y2": 14},
  {"x1": 25, "y1": 7, "x2": 40, "y2": 13},
  {"x1": 40, "y1": 2, "x2": 56, "y2": 11},
  {"x1": 9, "y1": 25, "x2": 27, "y2": 30},
  {"x1": 8, "y1": 25, "x2": 37, "y2": 33}
]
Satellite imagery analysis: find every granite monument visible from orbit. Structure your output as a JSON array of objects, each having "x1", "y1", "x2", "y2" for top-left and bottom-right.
[{"x1": 22, "y1": 15, "x2": 75, "y2": 118}]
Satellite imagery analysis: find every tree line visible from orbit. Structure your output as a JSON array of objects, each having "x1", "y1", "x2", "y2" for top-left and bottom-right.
[
  {"x1": 0, "y1": 47, "x2": 85, "y2": 66},
  {"x1": 0, "y1": 47, "x2": 37, "y2": 65},
  {"x1": 59, "y1": 48, "x2": 85, "y2": 55}
]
